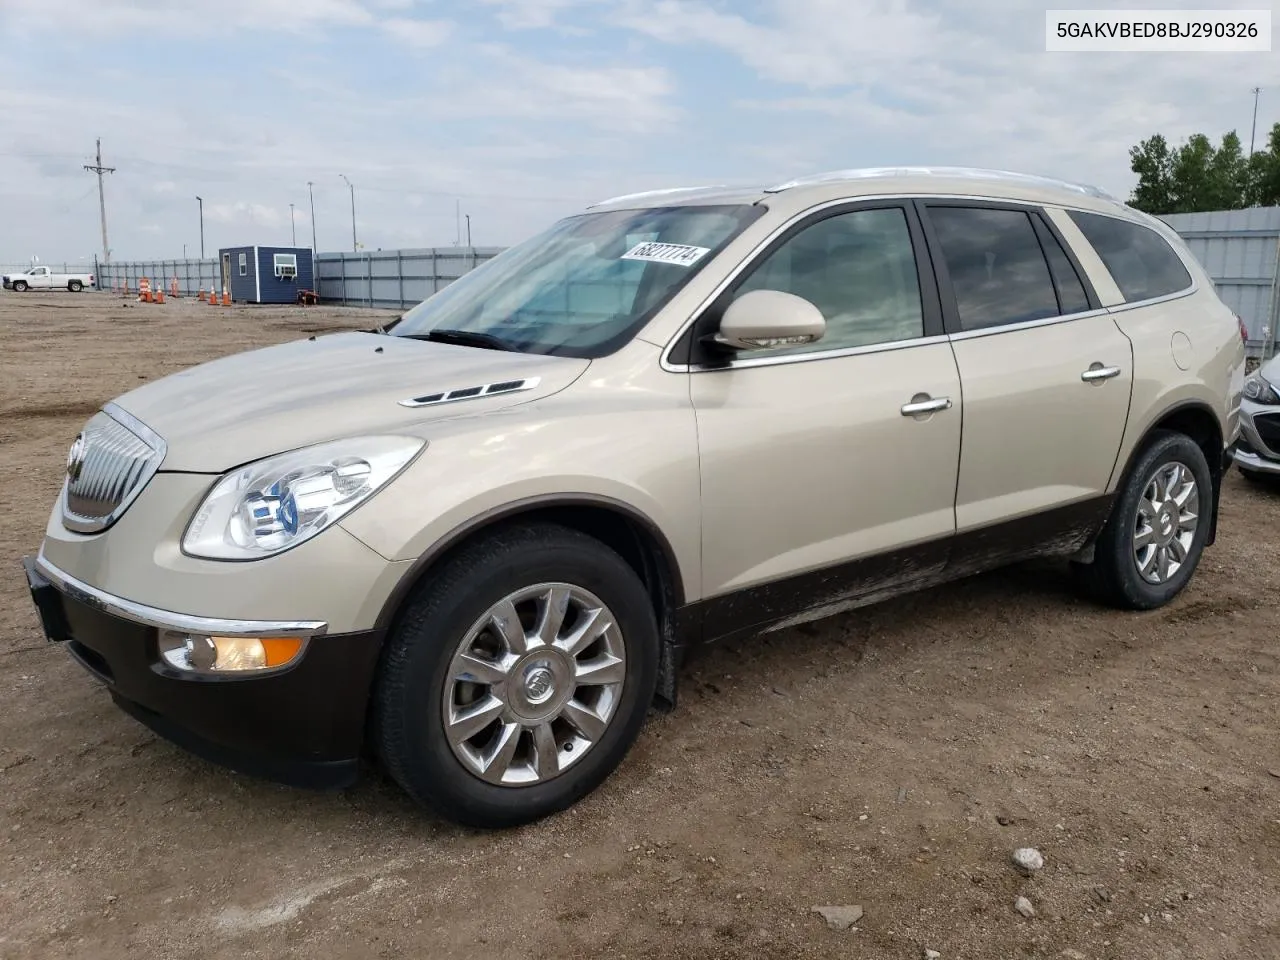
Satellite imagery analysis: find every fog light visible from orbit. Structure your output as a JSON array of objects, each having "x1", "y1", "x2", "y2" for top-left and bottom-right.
[{"x1": 159, "y1": 632, "x2": 304, "y2": 673}]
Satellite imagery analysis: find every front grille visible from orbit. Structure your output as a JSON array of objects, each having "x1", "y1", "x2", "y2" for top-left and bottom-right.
[
  {"x1": 61, "y1": 406, "x2": 166, "y2": 534},
  {"x1": 1255, "y1": 413, "x2": 1280, "y2": 456}
]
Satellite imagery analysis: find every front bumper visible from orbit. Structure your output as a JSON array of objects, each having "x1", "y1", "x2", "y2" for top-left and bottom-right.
[
  {"x1": 1235, "y1": 445, "x2": 1280, "y2": 475},
  {"x1": 23, "y1": 553, "x2": 384, "y2": 788},
  {"x1": 1236, "y1": 397, "x2": 1280, "y2": 475}
]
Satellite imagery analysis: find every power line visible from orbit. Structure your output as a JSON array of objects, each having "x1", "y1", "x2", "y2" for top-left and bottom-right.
[{"x1": 83, "y1": 138, "x2": 115, "y2": 263}]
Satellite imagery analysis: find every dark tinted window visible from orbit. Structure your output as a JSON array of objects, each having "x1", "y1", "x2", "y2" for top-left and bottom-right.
[
  {"x1": 1032, "y1": 217, "x2": 1091, "y2": 314},
  {"x1": 928, "y1": 207, "x2": 1059, "y2": 331},
  {"x1": 1067, "y1": 210, "x2": 1193, "y2": 303},
  {"x1": 732, "y1": 206, "x2": 924, "y2": 355}
]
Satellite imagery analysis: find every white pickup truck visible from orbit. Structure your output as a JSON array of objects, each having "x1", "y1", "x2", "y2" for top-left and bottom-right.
[{"x1": 3, "y1": 265, "x2": 96, "y2": 292}]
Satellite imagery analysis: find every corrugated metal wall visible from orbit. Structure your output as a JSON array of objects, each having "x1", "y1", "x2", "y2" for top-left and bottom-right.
[
  {"x1": 89, "y1": 248, "x2": 501, "y2": 307},
  {"x1": 315, "y1": 248, "x2": 503, "y2": 309},
  {"x1": 1160, "y1": 207, "x2": 1280, "y2": 357},
  {"x1": 95, "y1": 259, "x2": 224, "y2": 296}
]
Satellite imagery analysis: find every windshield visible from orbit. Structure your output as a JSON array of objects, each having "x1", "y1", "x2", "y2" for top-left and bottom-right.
[{"x1": 388, "y1": 204, "x2": 763, "y2": 358}]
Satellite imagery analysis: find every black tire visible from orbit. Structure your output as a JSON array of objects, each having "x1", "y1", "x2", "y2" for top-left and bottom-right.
[
  {"x1": 1074, "y1": 430, "x2": 1213, "y2": 610},
  {"x1": 12, "y1": 281, "x2": 26, "y2": 292},
  {"x1": 68, "y1": 280, "x2": 82, "y2": 292},
  {"x1": 373, "y1": 522, "x2": 659, "y2": 828}
]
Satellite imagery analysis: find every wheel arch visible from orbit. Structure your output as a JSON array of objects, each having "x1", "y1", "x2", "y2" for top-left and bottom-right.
[
  {"x1": 1108, "y1": 399, "x2": 1225, "y2": 546},
  {"x1": 371, "y1": 495, "x2": 687, "y2": 706}
]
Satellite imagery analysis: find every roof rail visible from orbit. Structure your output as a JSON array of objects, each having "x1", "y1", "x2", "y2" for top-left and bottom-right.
[
  {"x1": 764, "y1": 166, "x2": 1120, "y2": 202},
  {"x1": 587, "y1": 185, "x2": 729, "y2": 208}
]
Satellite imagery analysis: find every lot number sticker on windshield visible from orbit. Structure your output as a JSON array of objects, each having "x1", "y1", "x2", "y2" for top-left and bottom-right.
[{"x1": 621, "y1": 241, "x2": 711, "y2": 267}]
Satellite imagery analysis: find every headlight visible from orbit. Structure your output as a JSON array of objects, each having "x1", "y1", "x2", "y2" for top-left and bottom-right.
[
  {"x1": 182, "y1": 436, "x2": 425, "y2": 560},
  {"x1": 1244, "y1": 375, "x2": 1280, "y2": 405}
]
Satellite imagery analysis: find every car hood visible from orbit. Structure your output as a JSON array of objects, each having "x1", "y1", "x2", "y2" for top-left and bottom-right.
[{"x1": 110, "y1": 331, "x2": 589, "y2": 472}]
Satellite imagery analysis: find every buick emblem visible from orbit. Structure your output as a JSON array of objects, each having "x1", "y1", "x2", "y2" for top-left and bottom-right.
[
  {"x1": 66, "y1": 434, "x2": 87, "y2": 483},
  {"x1": 523, "y1": 665, "x2": 556, "y2": 704}
]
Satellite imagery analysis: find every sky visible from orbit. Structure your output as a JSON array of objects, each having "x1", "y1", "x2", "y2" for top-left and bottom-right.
[{"x1": 1, "y1": 0, "x2": 1277, "y2": 265}]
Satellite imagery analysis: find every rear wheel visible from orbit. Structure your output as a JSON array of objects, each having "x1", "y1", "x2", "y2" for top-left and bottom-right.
[
  {"x1": 68, "y1": 280, "x2": 83, "y2": 292},
  {"x1": 1073, "y1": 430, "x2": 1212, "y2": 610},
  {"x1": 373, "y1": 523, "x2": 659, "y2": 828},
  {"x1": 12, "y1": 280, "x2": 27, "y2": 292}
]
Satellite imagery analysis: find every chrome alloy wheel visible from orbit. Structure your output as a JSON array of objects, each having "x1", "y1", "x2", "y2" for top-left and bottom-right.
[
  {"x1": 1133, "y1": 461, "x2": 1199, "y2": 585},
  {"x1": 442, "y1": 583, "x2": 627, "y2": 786}
]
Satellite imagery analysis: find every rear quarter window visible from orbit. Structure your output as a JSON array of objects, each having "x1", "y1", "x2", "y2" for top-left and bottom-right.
[{"x1": 1066, "y1": 210, "x2": 1193, "y2": 303}]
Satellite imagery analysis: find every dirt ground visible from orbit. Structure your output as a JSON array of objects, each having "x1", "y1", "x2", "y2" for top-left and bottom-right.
[{"x1": 1, "y1": 289, "x2": 1278, "y2": 960}]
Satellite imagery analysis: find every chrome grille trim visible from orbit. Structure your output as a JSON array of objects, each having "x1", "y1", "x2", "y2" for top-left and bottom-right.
[
  {"x1": 397, "y1": 377, "x2": 541, "y2": 409},
  {"x1": 61, "y1": 402, "x2": 166, "y2": 534}
]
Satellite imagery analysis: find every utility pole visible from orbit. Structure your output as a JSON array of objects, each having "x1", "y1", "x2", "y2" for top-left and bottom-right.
[
  {"x1": 307, "y1": 181, "x2": 318, "y2": 253},
  {"x1": 84, "y1": 138, "x2": 115, "y2": 263},
  {"x1": 340, "y1": 174, "x2": 357, "y2": 251},
  {"x1": 290, "y1": 203, "x2": 296, "y2": 246},
  {"x1": 466, "y1": 214, "x2": 472, "y2": 248},
  {"x1": 196, "y1": 196, "x2": 205, "y2": 258},
  {"x1": 1251, "y1": 87, "x2": 1263, "y2": 155}
]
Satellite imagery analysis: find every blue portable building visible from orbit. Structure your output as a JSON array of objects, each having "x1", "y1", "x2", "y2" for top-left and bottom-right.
[{"x1": 217, "y1": 245, "x2": 314, "y2": 304}]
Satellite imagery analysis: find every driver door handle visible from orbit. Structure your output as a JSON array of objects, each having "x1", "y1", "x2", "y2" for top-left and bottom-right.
[{"x1": 901, "y1": 395, "x2": 953, "y2": 417}]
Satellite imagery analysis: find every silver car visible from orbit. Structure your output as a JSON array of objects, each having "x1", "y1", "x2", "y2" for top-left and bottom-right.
[{"x1": 1236, "y1": 353, "x2": 1280, "y2": 480}]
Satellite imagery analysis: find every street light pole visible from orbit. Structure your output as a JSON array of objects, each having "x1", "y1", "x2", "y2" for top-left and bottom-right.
[
  {"x1": 196, "y1": 196, "x2": 205, "y2": 258},
  {"x1": 466, "y1": 214, "x2": 472, "y2": 248},
  {"x1": 290, "y1": 203, "x2": 296, "y2": 246},
  {"x1": 340, "y1": 174, "x2": 357, "y2": 252},
  {"x1": 307, "y1": 181, "x2": 318, "y2": 253},
  {"x1": 1251, "y1": 86, "x2": 1263, "y2": 155}
]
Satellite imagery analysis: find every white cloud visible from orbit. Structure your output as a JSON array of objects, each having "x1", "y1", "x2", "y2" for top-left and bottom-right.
[
  {"x1": 418, "y1": 48, "x2": 681, "y2": 133},
  {"x1": 382, "y1": 17, "x2": 454, "y2": 48},
  {"x1": 205, "y1": 201, "x2": 286, "y2": 227},
  {"x1": 477, "y1": 0, "x2": 601, "y2": 30},
  {"x1": 614, "y1": 0, "x2": 1280, "y2": 196},
  {"x1": 5, "y1": 0, "x2": 377, "y2": 35}
]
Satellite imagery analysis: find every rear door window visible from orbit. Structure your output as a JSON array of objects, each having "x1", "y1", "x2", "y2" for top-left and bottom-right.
[
  {"x1": 1066, "y1": 210, "x2": 1193, "y2": 303},
  {"x1": 924, "y1": 206, "x2": 1060, "y2": 331}
]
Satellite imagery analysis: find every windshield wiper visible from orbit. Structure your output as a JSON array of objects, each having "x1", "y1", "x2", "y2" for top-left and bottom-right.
[{"x1": 398, "y1": 328, "x2": 519, "y2": 352}]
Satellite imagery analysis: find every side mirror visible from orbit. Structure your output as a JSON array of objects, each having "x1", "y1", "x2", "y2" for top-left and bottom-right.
[{"x1": 716, "y1": 289, "x2": 826, "y2": 351}]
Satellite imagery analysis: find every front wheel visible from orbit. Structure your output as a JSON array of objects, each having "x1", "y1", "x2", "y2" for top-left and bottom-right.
[
  {"x1": 373, "y1": 523, "x2": 659, "y2": 828},
  {"x1": 12, "y1": 280, "x2": 27, "y2": 292},
  {"x1": 1073, "y1": 430, "x2": 1213, "y2": 610},
  {"x1": 68, "y1": 280, "x2": 83, "y2": 292}
]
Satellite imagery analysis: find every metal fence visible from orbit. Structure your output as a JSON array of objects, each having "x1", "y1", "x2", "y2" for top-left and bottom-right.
[
  {"x1": 89, "y1": 248, "x2": 504, "y2": 308},
  {"x1": 1161, "y1": 207, "x2": 1280, "y2": 360},
  {"x1": 94, "y1": 258, "x2": 224, "y2": 297},
  {"x1": 1, "y1": 262, "x2": 97, "y2": 278},
  {"x1": 315, "y1": 248, "x2": 503, "y2": 309}
]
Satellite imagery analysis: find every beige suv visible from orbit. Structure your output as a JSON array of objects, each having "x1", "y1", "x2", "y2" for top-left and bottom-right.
[{"x1": 23, "y1": 167, "x2": 1245, "y2": 828}]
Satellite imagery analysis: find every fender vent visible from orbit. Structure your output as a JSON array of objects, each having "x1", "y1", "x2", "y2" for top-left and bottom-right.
[{"x1": 398, "y1": 377, "x2": 541, "y2": 409}]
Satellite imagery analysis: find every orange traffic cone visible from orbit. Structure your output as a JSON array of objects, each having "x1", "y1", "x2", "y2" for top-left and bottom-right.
[
  {"x1": 197, "y1": 286, "x2": 206, "y2": 301},
  {"x1": 155, "y1": 286, "x2": 166, "y2": 304},
  {"x1": 221, "y1": 287, "x2": 231, "y2": 306}
]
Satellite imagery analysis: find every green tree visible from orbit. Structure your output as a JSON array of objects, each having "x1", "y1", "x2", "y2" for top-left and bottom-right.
[
  {"x1": 1245, "y1": 122, "x2": 1280, "y2": 207},
  {"x1": 1127, "y1": 128, "x2": 1266, "y2": 214},
  {"x1": 1128, "y1": 134, "x2": 1176, "y2": 214}
]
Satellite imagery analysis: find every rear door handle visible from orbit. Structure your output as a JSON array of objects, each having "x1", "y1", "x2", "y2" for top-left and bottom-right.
[
  {"x1": 1081, "y1": 364, "x2": 1121, "y2": 383},
  {"x1": 901, "y1": 395, "x2": 953, "y2": 417}
]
